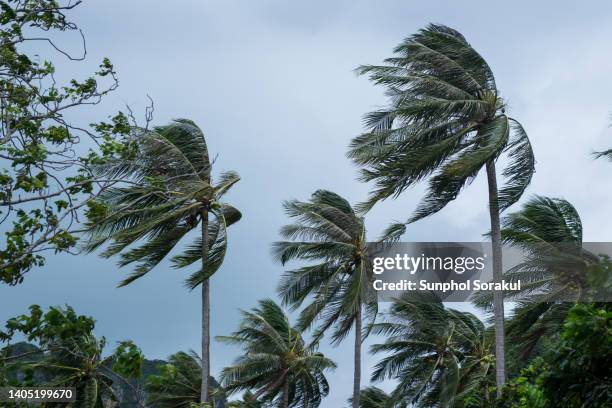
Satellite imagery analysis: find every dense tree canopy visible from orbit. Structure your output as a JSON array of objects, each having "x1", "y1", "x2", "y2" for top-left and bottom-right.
[{"x1": 0, "y1": 0, "x2": 140, "y2": 285}]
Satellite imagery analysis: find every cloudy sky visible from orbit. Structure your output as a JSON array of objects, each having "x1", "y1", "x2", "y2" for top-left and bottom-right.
[{"x1": 2, "y1": 1, "x2": 612, "y2": 406}]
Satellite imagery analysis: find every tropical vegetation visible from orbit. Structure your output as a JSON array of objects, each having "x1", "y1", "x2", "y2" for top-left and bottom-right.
[
  {"x1": 347, "y1": 23, "x2": 536, "y2": 391},
  {"x1": 273, "y1": 190, "x2": 376, "y2": 408},
  {"x1": 83, "y1": 119, "x2": 242, "y2": 404},
  {"x1": 218, "y1": 299, "x2": 336, "y2": 408},
  {"x1": 0, "y1": 1, "x2": 610, "y2": 407}
]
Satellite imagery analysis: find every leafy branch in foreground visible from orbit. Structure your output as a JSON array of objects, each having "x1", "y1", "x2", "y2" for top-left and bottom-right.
[{"x1": 0, "y1": 0, "x2": 146, "y2": 285}]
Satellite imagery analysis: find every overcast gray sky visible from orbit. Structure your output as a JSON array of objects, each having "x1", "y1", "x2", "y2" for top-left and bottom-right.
[{"x1": 2, "y1": 1, "x2": 612, "y2": 406}]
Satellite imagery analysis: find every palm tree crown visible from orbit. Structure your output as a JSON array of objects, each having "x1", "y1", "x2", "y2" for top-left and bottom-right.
[
  {"x1": 371, "y1": 293, "x2": 494, "y2": 408},
  {"x1": 273, "y1": 190, "x2": 377, "y2": 344},
  {"x1": 492, "y1": 196, "x2": 598, "y2": 360},
  {"x1": 218, "y1": 299, "x2": 336, "y2": 408},
  {"x1": 348, "y1": 24, "x2": 534, "y2": 239},
  {"x1": 85, "y1": 118, "x2": 241, "y2": 288},
  {"x1": 145, "y1": 351, "x2": 227, "y2": 408}
]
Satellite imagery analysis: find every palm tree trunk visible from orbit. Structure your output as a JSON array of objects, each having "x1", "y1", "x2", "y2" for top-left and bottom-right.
[
  {"x1": 282, "y1": 379, "x2": 289, "y2": 408},
  {"x1": 201, "y1": 208, "x2": 210, "y2": 404},
  {"x1": 485, "y1": 160, "x2": 506, "y2": 395},
  {"x1": 353, "y1": 306, "x2": 362, "y2": 408}
]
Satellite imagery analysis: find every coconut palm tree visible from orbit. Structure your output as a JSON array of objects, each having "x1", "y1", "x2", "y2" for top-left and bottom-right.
[
  {"x1": 488, "y1": 195, "x2": 600, "y2": 360},
  {"x1": 347, "y1": 24, "x2": 535, "y2": 390},
  {"x1": 370, "y1": 293, "x2": 495, "y2": 407},
  {"x1": 218, "y1": 299, "x2": 336, "y2": 408},
  {"x1": 145, "y1": 351, "x2": 227, "y2": 408},
  {"x1": 272, "y1": 190, "x2": 377, "y2": 408},
  {"x1": 84, "y1": 119, "x2": 242, "y2": 404}
]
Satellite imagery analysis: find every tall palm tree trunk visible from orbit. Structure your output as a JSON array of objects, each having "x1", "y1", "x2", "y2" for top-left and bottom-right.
[
  {"x1": 353, "y1": 306, "x2": 362, "y2": 408},
  {"x1": 201, "y1": 208, "x2": 210, "y2": 404},
  {"x1": 485, "y1": 160, "x2": 506, "y2": 394},
  {"x1": 282, "y1": 379, "x2": 289, "y2": 408}
]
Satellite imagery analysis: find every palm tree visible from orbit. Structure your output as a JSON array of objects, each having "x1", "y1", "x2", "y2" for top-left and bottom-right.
[
  {"x1": 145, "y1": 351, "x2": 227, "y2": 408},
  {"x1": 272, "y1": 190, "x2": 377, "y2": 408},
  {"x1": 218, "y1": 299, "x2": 336, "y2": 408},
  {"x1": 490, "y1": 196, "x2": 595, "y2": 360},
  {"x1": 349, "y1": 386, "x2": 407, "y2": 408},
  {"x1": 370, "y1": 293, "x2": 495, "y2": 407},
  {"x1": 347, "y1": 24, "x2": 535, "y2": 390},
  {"x1": 85, "y1": 119, "x2": 242, "y2": 404}
]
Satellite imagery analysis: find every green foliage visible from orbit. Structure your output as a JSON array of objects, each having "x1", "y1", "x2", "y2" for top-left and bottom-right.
[
  {"x1": 347, "y1": 24, "x2": 534, "y2": 239},
  {"x1": 495, "y1": 360, "x2": 547, "y2": 408},
  {"x1": 0, "y1": 305, "x2": 144, "y2": 407},
  {"x1": 497, "y1": 304, "x2": 612, "y2": 407},
  {"x1": 0, "y1": 0, "x2": 135, "y2": 285},
  {"x1": 477, "y1": 196, "x2": 612, "y2": 361},
  {"x1": 218, "y1": 299, "x2": 336, "y2": 407},
  {"x1": 145, "y1": 351, "x2": 227, "y2": 408},
  {"x1": 370, "y1": 293, "x2": 495, "y2": 407},
  {"x1": 273, "y1": 189, "x2": 377, "y2": 345},
  {"x1": 349, "y1": 386, "x2": 408, "y2": 408},
  {"x1": 84, "y1": 119, "x2": 241, "y2": 288}
]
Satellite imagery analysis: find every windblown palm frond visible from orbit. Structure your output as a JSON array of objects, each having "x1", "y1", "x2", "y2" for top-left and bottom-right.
[
  {"x1": 593, "y1": 149, "x2": 612, "y2": 161},
  {"x1": 478, "y1": 196, "x2": 603, "y2": 360},
  {"x1": 347, "y1": 24, "x2": 534, "y2": 240},
  {"x1": 145, "y1": 351, "x2": 226, "y2": 408},
  {"x1": 370, "y1": 293, "x2": 494, "y2": 408},
  {"x1": 594, "y1": 118, "x2": 612, "y2": 161},
  {"x1": 218, "y1": 299, "x2": 336, "y2": 408},
  {"x1": 348, "y1": 386, "x2": 408, "y2": 408},
  {"x1": 84, "y1": 119, "x2": 241, "y2": 287},
  {"x1": 273, "y1": 190, "x2": 377, "y2": 345}
]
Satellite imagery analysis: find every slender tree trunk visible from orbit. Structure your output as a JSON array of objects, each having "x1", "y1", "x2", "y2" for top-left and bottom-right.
[
  {"x1": 485, "y1": 160, "x2": 506, "y2": 395},
  {"x1": 282, "y1": 379, "x2": 289, "y2": 408},
  {"x1": 201, "y1": 208, "x2": 210, "y2": 404},
  {"x1": 352, "y1": 306, "x2": 362, "y2": 408}
]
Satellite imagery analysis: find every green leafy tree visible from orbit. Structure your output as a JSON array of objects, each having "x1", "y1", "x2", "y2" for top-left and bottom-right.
[
  {"x1": 370, "y1": 293, "x2": 495, "y2": 407},
  {"x1": 145, "y1": 351, "x2": 227, "y2": 408},
  {"x1": 348, "y1": 24, "x2": 536, "y2": 391},
  {"x1": 497, "y1": 304, "x2": 612, "y2": 407},
  {"x1": 272, "y1": 190, "x2": 376, "y2": 408},
  {"x1": 84, "y1": 119, "x2": 241, "y2": 404},
  {"x1": 0, "y1": 305, "x2": 144, "y2": 407},
  {"x1": 218, "y1": 299, "x2": 336, "y2": 408},
  {"x1": 0, "y1": 0, "x2": 138, "y2": 284}
]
